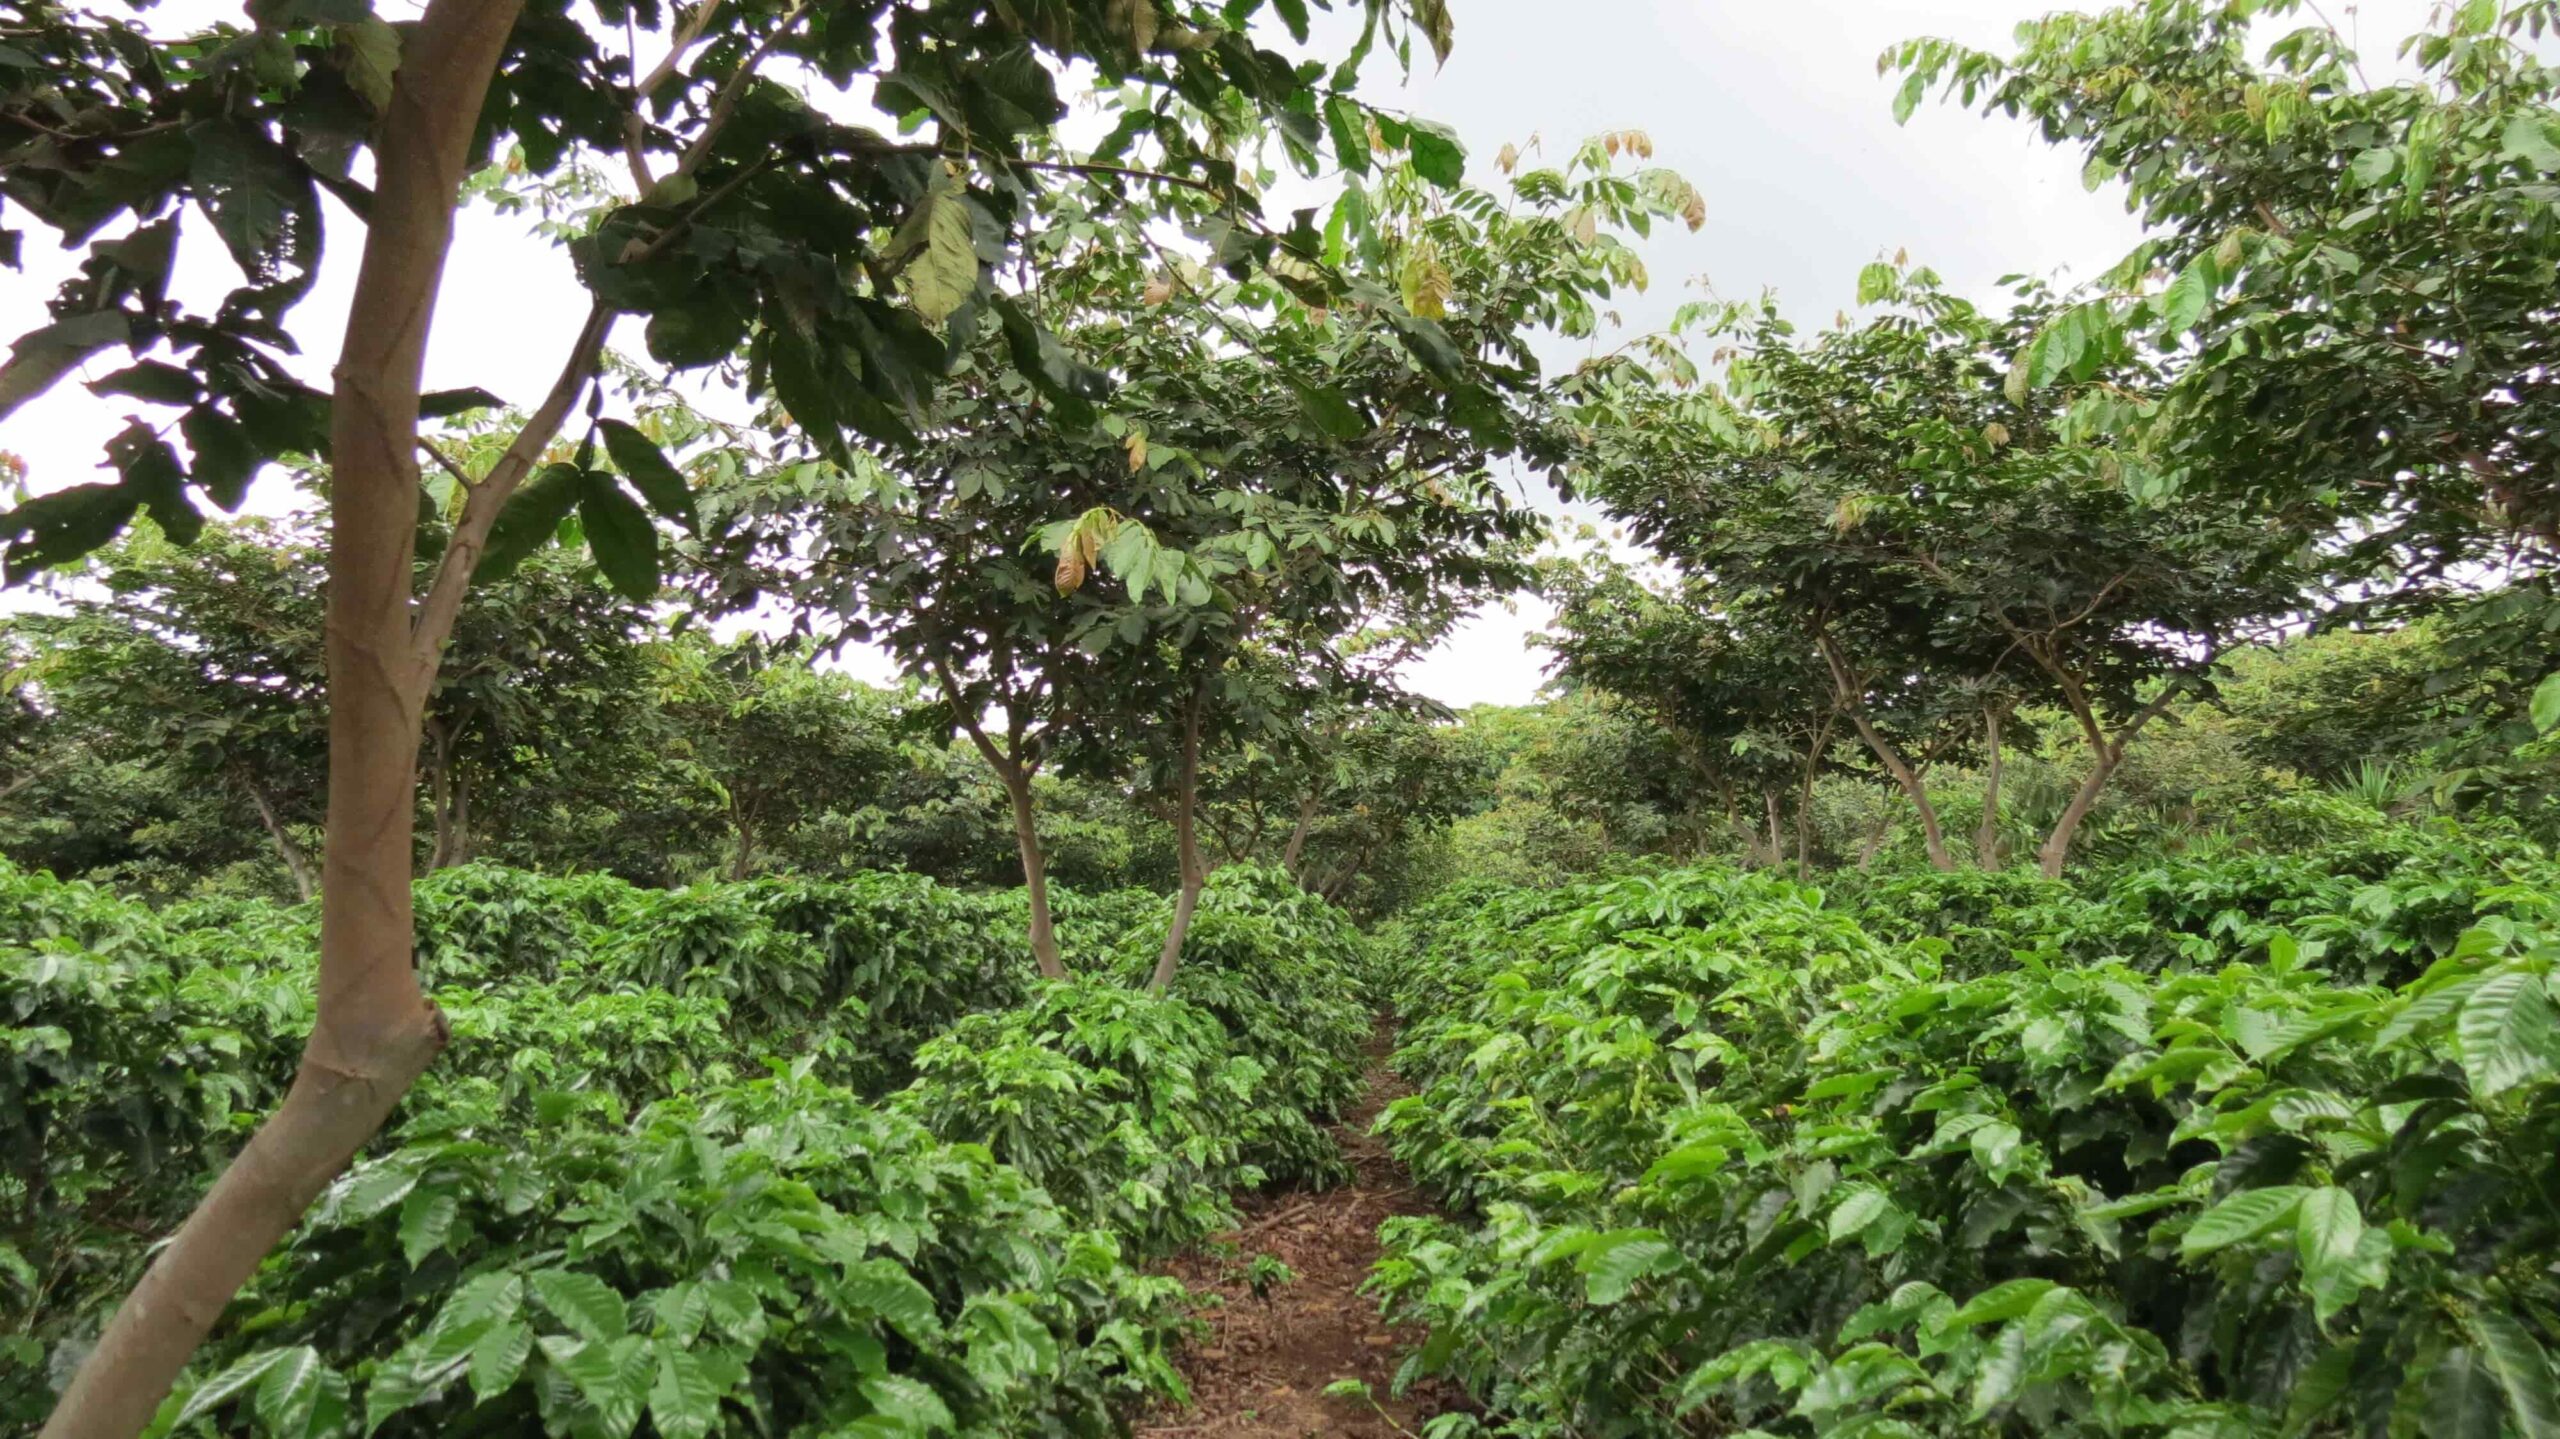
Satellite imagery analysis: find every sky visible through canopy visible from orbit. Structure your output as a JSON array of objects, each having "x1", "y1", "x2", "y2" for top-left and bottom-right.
[{"x1": 0, "y1": 0, "x2": 2444, "y2": 705}]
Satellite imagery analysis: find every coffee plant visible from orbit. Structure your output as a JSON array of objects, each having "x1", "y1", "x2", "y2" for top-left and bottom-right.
[
  {"x1": 1374, "y1": 840, "x2": 2560, "y2": 1438},
  {"x1": 2, "y1": 858, "x2": 1373, "y2": 1435}
]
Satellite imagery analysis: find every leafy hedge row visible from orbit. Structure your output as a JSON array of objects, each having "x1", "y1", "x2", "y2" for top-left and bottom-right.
[
  {"x1": 3, "y1": 859, "x2": 1375, "y2": 1437},
  {"x1": 1373, "y1": 838, "x2": 2560, "y2": 1438}
]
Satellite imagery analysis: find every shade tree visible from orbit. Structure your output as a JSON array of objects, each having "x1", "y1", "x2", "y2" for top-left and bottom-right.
[
  {"x1": 1563, "y1": 264, "x2": 2310, "y2": 876},
  {"x1": 708, "y1": 134, "x2": 1691, "y2": 982},
  {"x1": 1889, "y1": 0, "x2": 2560, "y2": 578},
  {"x1": 0, "y1": 0, "x2": 1463, "y2": 1421}
]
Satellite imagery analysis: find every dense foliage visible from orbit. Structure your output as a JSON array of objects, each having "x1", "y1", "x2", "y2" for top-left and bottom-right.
[
  {"x1": 1371, "y1": 817, "x2": 2560, "y2": 1437},
  {"x1": 3, "y1": 859, "x2": 1373, "y2": 1436}
]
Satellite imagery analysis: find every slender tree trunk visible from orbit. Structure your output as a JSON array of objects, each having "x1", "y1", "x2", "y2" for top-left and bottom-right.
[
  {"x1": 39, "y1": 3, "x2": 524, "y2": 1430},
  {"x1": 235, "y1": 764, "x2": 318, "y2": 902},
  {"x1": 2039, "y1": 755, "x2": 2118, "y2": 880},
  {"x1": 1281, "y1": 791, "x2": 1320, "y2": 882},
  {"x1": 1762, "y1": 789, "x2": 1783, "y2": 867},
  {"x1": 1794, "y1": 711, "x2": 1835, "y2": 881},
  {"x1": 1839, "y1": 706, "x2": 1953, "y2": 871},
  {"x1": 425, "y1": 724, "x2": 456, "y2": 871},
  {"x1": 727, "y1": 803, "x2": 757, "y2": 883},
  {"x1": 993, "y1": 762, "x2": 1065, "y2": 979},
  {"x1": 1855, "y1": 806, "x2": 1892, "y2": 870},
  {"x1": 1975, "y1": 705, "x2": 2005, "y2": 871},
  {"x1": 450, "y1": 767, "x2": 471, "y2": 865},
  {"x1": 1148, "y1": 693, "x2": 1206, "y2": 994},
  {"x1": 1814, "y1": 632, "x2": 1953, "y2": 871}
]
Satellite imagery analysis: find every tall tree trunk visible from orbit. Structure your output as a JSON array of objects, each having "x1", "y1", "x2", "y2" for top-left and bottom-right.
[
  {"x1": 1762, "y1": 788, "x2": 1783, "y2": 867},
  {"x1": 1148, "y1": 693, "x2": 1206, "y2": 994},
  {"x1": 994, "y1": 762, "x2": 1065, "y2": 979},
  {"x1": 1840, "y1": 705, "x2": 1953, "y2": 871},
  {"x1": 1855, "y1": 806, "x2": 1892, "y2": 870},
  {"x1": 1794, "y1": 711, "x2": 1835, "y2": 881},
  {"x1": 450, "y1": 766, "x2": 471, "y2": 865},
  {"x1": 1975, "y1": 705, "x2": 2005, "y2": 871},
  {"x1": 425, "y1": 721, "x2": 458, "y2": 870},
  {"x1": 2039, "y1": 755, "x2": 2117, "y2": 880},
  {"x1": 727, "y1": 802, "x2": 757, "y2": 883},
  {"x1": 1815, "y1": 632, "x2": 1953, "y2": 871},
  {"x1": 1281, "y1": 791, "x2": 1320, "y2": 883},
  {"x1": 234, "y1": 763, "x2": 317, "y2": 902},
  {"x1": 39, "y1": 3, "x2": 524, "y2": 1431}
]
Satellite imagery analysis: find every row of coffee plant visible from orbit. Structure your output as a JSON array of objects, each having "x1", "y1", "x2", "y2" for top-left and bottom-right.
[
  {"x1": 1373, "y1": 816, "x2": 2560, "y2": 1436},
  {"x1": 3, "y1": 859, "x2": 1373, "y2": 1436}
]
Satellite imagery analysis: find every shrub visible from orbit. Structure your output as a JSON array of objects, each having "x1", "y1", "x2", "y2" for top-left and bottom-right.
[{"x1": 1371, "y1": 854, "x2": 2560, "y2": 1438}]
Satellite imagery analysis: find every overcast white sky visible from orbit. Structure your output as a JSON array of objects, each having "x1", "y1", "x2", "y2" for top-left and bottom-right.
[{"x1": 0, "y1": 0, "x2": 2442, "y2": 706}]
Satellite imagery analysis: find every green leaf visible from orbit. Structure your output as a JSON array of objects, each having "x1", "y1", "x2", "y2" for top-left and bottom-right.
[
  {"x1": 1828, "y1": 1187, "x2": 1891, "y2": 1243},
  {"x1": 1289, "y1": 380, "x2": 1369, "y2": 439},
  {"x1": 2470, "y1": 1308, "x2": 2560, "y2": 1439},
  {"x1": 1324, "y1": 95, "x2": 1371, "y2": 173},
  {"x1": 895, "y1": 179, "x2": 979, "y2": 327},
  {"x1": 89, "y1": 361, "x2": 200, "y2": 405},
  {"x1": 439, "y1": 1272, "x2": 525, "y2": 1333},
  {"x1": 1579, "y1": 1230, "x2": 1675, "y2": 1304},
  {"x1": 469, "y1": 1321, "x2": 533, "y2": 1404},
  {"x1": 2348, "y1": 147, "x2": 2400, "y2": 188},
  {"x1": 1940, "y1": 1278, "x2": 2059, "y2": 1331},
  {"x1": 2158, "y1": 254, "x2": 2218, "y2": 333},
  {"x1": 844, "y1": 1258, "x2": 941, "y2": 1339},
  {"x1": 476, "y1": 462, "x2": 582, "y2": 581},
  {"x1": 1406, "y1": 120, "x2": 1465, "y2": 187},
  {"x1": 2504, "y1": 114, "x2": 2560, "y2": 172},
  {"x1": 1856, "y1": 262, "x2": 1897, "y2": 305},
  {"x1": 649, "y1": 1344, "x2": 724, "y2": 1439},
  {"x1": 419, "y1": 386, "x2": 504, "y2": 419},
  {"x1": 538, "y1": 1335, "x2": 647, "y2": 1439},
  {"x1": 169, "y1": 1348, "x2": 293, "y2": 1430},
  {"x1": 399, "y1": 1185, "x2": 459, "y2": 1268},
  {"x1": 187, "y1": 120, "x2": 313, "y2": 286},
  {"x1": 2536, "y1": 672, "x2": 2560, "y2": 733},
  {"x1": 861, "y1": 1373, "x2": 956, "y2": 1432},
  {"x1": 2181, "y1": 1185, "x2": 2307, "y2": 1257},
  {"x1": 533, "y1": 1269, "x2": 629, "y2": 1344},
  {"x1": 2295, "y1": 1186, "x2": 2362, "y2": 1274},
  {"x1": 254, "y1": 1348, "x2": 347, "y2": 1439},
  {"x1": 1892, "y1": 72, "x2": 1926, "y2": 125},
  {"x1": 2457, "y1": 969, "x2": 2560, "y2": 1097},
  {"x1": 576, "y1": 470, "x2": 661, "y2": 601},
  {"x1": 337, "y1": 17, "x2": 400, "y2": 111},
  {"x1": 2433, "y1": 1348, "x2": 2509, "y2": 1439},
  {"x1": 597, "y1": 419, "x2": 699, "y2": 533}
]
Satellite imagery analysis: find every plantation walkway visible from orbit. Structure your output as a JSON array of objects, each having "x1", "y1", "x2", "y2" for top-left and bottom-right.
[{"x1": 1140, "y1": 1023, "x2": 1460, "y2": 1439}]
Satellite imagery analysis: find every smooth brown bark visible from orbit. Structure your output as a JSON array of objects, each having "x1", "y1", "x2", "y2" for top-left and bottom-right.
[
  {"x1": 1148, "y1": 691, "x2": 1206, "y2": 994},
  {"x1": 39, "y1": 2, "x2": 527, "y2": 1432},
  {"x1": 993, "y1": 760, "x2": 1065, "y2": 979},
  {"x1": 1816, "y1": 633, "x2": 1954, "y2": 872},
  {"x1": 1855, "y1": 806, "x2": 1892, "y2": 870},
  {"x1": 1975, "y1": 704, "x2": 2005, "y2": 871}
]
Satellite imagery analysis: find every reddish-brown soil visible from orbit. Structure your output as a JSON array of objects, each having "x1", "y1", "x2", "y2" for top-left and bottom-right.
[{"x1": 1139, "y1": 1025, "x2": 1463, "y2": 1439}]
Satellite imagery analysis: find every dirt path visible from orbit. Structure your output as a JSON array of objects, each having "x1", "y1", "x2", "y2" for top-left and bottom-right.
[{"x1": 1140, "y1": 1024, "x2": 1460, "y2": 1438}]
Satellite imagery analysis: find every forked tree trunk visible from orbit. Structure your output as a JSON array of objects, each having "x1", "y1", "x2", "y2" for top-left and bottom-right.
[
  {"x1": 994, "y1": 762, "x2": 1065, "y2": 979},
  {"x1": 1974, "y1": 705, "x2": 2005, "y2": 871},
  {"x1": 1148, "y1": 694, "x2": 1206, "y2": 994},
  {"x1": 39, "y1": 3, "x2": 526, "y2": 1432},
  {"x1": 727, "y1": 806, "x2": 757, "y2": 882}
]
